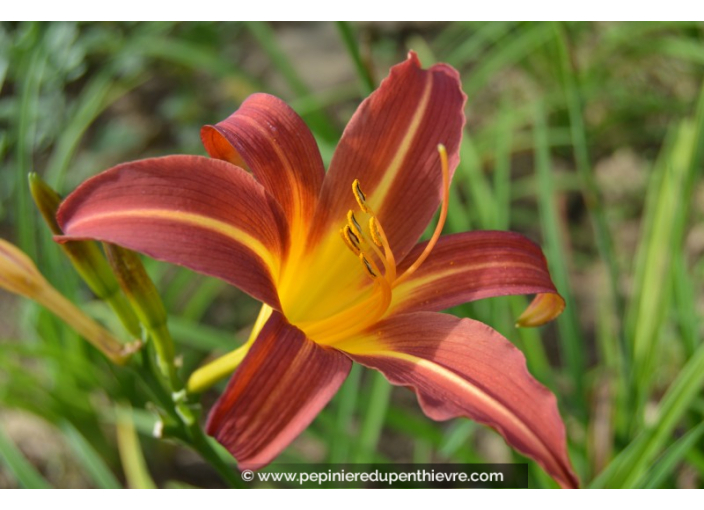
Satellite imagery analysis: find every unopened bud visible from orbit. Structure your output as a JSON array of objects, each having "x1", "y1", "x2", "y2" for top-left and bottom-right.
[
  {"x1": 0, "y1": 238, "x2": 138, "y2": 365},
  {"x1": 29, "y1": 173, "x2": 141, "y2": 337},
  {"x1": 104, "y1": 244, "x2": 177, "y2": 387},
  {"x1": 0, "y1": 238, "x2": 46, "y2": 298},
  {"x1": 104, "y1": 245, "x2": 168, "y2": 331}
]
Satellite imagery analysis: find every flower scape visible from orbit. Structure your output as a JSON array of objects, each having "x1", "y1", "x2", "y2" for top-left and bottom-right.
[{"x1": 55, "y1": 52, "x2": 578, "y2": 488}]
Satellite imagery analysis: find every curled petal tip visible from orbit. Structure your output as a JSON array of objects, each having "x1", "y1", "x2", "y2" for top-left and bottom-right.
[
  {"x1": 338, "y1": 313, "x2": 578, "y2": 489},
  {"x1": 516, "y1": 293, "x2": 566, "y2": 328}
]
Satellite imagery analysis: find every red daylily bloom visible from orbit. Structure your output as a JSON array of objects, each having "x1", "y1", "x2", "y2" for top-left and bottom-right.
[{"x1": 56, "y1": 52, "x2": 578, "y2": 488}]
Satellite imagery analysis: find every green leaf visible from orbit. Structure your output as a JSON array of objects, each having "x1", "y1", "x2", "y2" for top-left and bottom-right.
[
  {"x1": 61, "y1": 421, "x2": 122, "y2": 489},
  {"x1": 0, "y1": 424, "x2": 52, "y2": 488},
  {"x1": 115, "y1": 405, "x2": 157, "y2": 489},
  {"x1": 640, "y1": 422, "x2": 704, "y2": 488}
]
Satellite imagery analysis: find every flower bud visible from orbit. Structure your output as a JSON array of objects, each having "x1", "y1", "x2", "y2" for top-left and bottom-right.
[
  {"x1": 29, "y1": 173, "x2": 141, "y2": 337},
  {"x1": 0, "y1": 238, "x2": 46, "y2": 298},
  {"x1": 104, "y1": 244, "x2": 177, "y2": 386},
  {"x1": 0, "y1": 238, "x2": 138, "y2": 365}
]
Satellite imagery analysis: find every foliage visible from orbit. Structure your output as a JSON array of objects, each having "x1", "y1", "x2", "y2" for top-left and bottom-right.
[{"x1": 1, "y1": 21, "x2": 704, "y2": 488}]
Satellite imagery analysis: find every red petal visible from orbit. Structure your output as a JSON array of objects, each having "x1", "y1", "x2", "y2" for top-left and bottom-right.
[
  {"x1": 57, "y1": 155, "x2": 289, "y2": 308},
  {"x1": 391, "y1": 231, "x2": 564, "y2": 326},
  {"x1": 201, "y1": 93, "x2": 325, "y2": 241},
  {"x1": 336, "y1": 312, "x2": 578, "y2": 489},
  {"x1": 308, "y1": 51, "x2": 467, "y2": 262},
  {"x1": 206, "y1": 311, "x2": 351, "y2": 470}
]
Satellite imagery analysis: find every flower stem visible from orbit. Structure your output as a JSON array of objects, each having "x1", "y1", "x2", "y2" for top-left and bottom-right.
[{"x1": 188, "y1": 425, "x2": 244, "y2": 488}]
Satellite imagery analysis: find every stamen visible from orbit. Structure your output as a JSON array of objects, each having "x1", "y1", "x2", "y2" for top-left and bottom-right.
[
  {"x1": 321, "y1": 144, "x2": 450, "y2": 345},
  {"x1": 347, "y1": 201, "x2": 394, "y2": 282},
  {"x1": 394, "y1": 144, "x2": 450, "y2": 287},
  {"x1": 346, "y1": 226, "x2": 361, "y2": 248},
  {"x1": 358, "y1": 253, "x2": 392, "y2": 326},
  {"x1": 368, "y1": 217, "x2": 383, "y2": 247},
  {"x1": 360, "y1": 254, "x2": 377, "y2": 278},
  {"x1": 347, "y1": 210, "x2": 363, "y2": 239},
  {"x1": 340, "y1": 227, "x2": 361, "y2": 255},
  {"x1": 369, "y1": 217, "x2": 396, "y2": 282},
  {"x1": 352, "y1": 179, "x2": 371, "y2": 213}
]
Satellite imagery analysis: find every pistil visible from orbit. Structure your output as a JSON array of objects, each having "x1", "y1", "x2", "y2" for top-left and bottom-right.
[{"x1": 393, "y1": 144, "x2": 449, "y2": 286}]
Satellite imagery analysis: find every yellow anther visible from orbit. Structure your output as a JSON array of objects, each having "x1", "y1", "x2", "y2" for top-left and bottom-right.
[
  {"x1": 346, "y1": 226, "x2": 361, "y2": 248},
  {"x1": 340, "y1": 227, "x2": 361, "y2": 255},
  {"x1": 352, "y1": 179, "x2": 371, "y2": 213},
  {"x1": 327, "y1": 145, "x2": 450, "y2": 346},
  {"x1": 347, "y1": 210, "x2": 363, "y2": 239},
  {"x1": 346, "y1": 179, "x2": 398, "y2": 284},
  {"x1": 359, "y1": 254, "x2": 377, "y2": 278},
  {"x1": 368, "y1": 217, "x2": 383, "y2": 247},
  {"x1": 370, "y1": 216, "x2": 396, "y2": 282}
]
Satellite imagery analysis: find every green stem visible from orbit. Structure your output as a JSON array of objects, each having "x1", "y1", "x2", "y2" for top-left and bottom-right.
[{"x1": 188, "y1": 426, "x2": 243, "y2": 488}]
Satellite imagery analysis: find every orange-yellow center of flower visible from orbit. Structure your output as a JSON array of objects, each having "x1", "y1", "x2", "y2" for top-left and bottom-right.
[{"x1": 296, "y1": 144, "x2": 450, "y2": 346}]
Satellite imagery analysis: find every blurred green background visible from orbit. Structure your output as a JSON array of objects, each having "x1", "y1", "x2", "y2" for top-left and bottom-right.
[{"x1": 1, "y1": 21, "x2": 704, "y2": 488}]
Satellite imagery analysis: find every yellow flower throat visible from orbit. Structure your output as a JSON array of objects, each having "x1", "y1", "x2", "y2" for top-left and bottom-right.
[
  {"x1": 292, "y1": 144, "x2": 450, "y2": 346},
  {"x1": 188, "y1": 146, "x2": 449, "y2": 393}
]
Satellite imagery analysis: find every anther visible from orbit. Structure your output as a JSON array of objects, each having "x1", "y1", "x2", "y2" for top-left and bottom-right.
[
  {"x1": 360, "y1": 254, "x2": 377, "y2": 278},
  {"x1": 340, "y1": 227, "x2": 361, "y2": 255},
  {"x1": 346, "y1": 226, "x2": 360, "y2": 248},
  {"x1": 370, "y1": 216, "x2": 396, "y2": 283},
  {"x1": 368, "y1": 217, "x2": 383, "y2": 248},
  {"x1": 347, "y1": 210, "x2": 363, "y2": 238},
  {"x1": 352, "y1": 179, "x2": 371, "y2": 213}
]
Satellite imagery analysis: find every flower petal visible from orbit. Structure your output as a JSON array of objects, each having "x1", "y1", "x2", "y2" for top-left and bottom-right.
[
  {"x1": 309, "y1": 51, "x2": 467, "y2": 262},
  {"x1": 336, "y1": 312, "x2": 578, "y2": 489},
  {"x1": 57, "y1": 155, "x2": 289, "y2": 309},
  {"x1": 206, "y1": 311, "x2": 351, "y2": 470},
  {"x1": 390, "y1": 231, "x2": 564, "y2": 326},
  {"x1": 201, "y1": 93, "x2": 325, "y2": 242}
]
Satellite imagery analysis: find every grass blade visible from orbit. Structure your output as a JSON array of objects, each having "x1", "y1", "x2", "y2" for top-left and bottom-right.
[
  {"x1": 533, "y1": 99, "x2": 586, "y2": 407},
  {"x1": 640, "y1": 422, "x2": 704, "y2": 488},
  {"x1": 336, "y1": 21, "x2": 375, "y2": 95},
  {"x1": 61, "y1": 421, "x2": 122, "y2": 489},
  {"x1": 552, "y1": 22, "x2": 627, "y2": 368},
  {"x1": 115, "y1": 405, "x2": 157, "y2": 489},
  {"x1": 590, "y1": 341, "x2": 704, "y2": 488},
  {"x1": 0, "y1": 423, "x2": 52, "y2": 488},
  {"x1": 627, "y1": 119, "x2": 700, "y2": 416},
  {"x1": 352, "y1": 372, "x2": 392, "y2": 463},
  {"x1": 245, "y1": 21, "x2": 338, "y2": 142}
]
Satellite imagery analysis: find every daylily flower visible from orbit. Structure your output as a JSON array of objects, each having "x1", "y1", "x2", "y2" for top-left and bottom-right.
[{"x1": 56, "y1": 53, "x2": 578, "y2": 488}]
